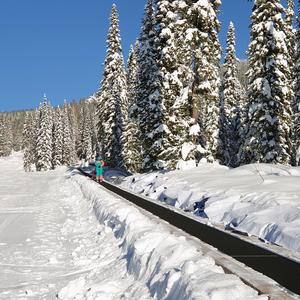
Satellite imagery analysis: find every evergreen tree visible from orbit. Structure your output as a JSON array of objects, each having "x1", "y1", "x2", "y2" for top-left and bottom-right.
[
  {"x1": 88, "y1": 101, "x2": 99, "y2": 157},
  {"x1": 120, "y1": 45, "x2": 143, "y2": 172},
  {"x1": 52, "y1": 107, "x2": 64, "y2": 167},
  {"x1": 5, "y1": 119, "x2": 13, "y2": 155},
  {"x1": 0, "y1": 116, "x2": 11, "y2": 157},
  {"x1": 77, "y1": 104, "x2": 85, "y2": 160},
  {"x1": 241, "y1": 0, "x2": 294, "y2": 164},
  {"x1": 80, "y1": 104, "x2": 93, "y2": 162},
  {"x1": 136, "y1": 0, "x2": 165, "y2": 170},
  {"x1": 122, "y1": 121, "x2": 142, "y2": 173},
  {"x1": 61, "y1": 101, "x2": 73, "y2": 165},
  {"x1": 36, "y1": 95, "x2": 53, "y2": 171},
  {"x1": 96, "y1": 4, "x2": 127, "y2": 168},
  {"x1": 286, "y1": 0, "x2": 296, "y2": 65},
  {"x1": 32, "y1": 109, "x2": 39, "y2": 166},
  {"x1": 67, "y1": 103, "x2": 78, "y2": 164},
  {"x1": 127, "y1": 43, "x2": 139, "y2": 119},
  {"x1": 220, "y1": 22, "x2": 243, "y2": 167},
  {"x1": 155, "y1": 0, "x2": 194, "y2": 168},
  {"x1": 294, "y1": 0, "x2": 300, "y2": 165},
  {"x1": 23, "y1": 112, "x2": 35, "y2": 171},
  {"x1": 187, "y1": 0, "x2": 222, "y2": 163},
  {"x1": 83, "y1": 114, "x2": 93, "y2": 163}
]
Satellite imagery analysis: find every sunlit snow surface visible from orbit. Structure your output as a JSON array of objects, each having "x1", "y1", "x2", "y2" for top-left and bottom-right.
[
  {"x1": 0, "y1": 153, "x2": 265, "y2": 299},
  {"x1": 121, "y1": 160, "x2": 300, "y2": 254},
  {"x1": 0, "y1": 153, "x2": 151, "y2": 299}
]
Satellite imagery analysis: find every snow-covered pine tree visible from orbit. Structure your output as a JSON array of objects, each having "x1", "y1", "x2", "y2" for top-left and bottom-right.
[
  {"x1": 122, "y1": 120, "x2": 142, "y2": 173},
  {"x1": 0, "y1": 115, "x2": 12, "y2": 157},
  {"x1": 154, "y1": 0, "x2": 194, "y2": 168},
  {"x1": 118, "y1": 45, "x2": 143, "y2": 173},
  {"x1": 77, "y1": 104, "x2": 85, "y2": 160},
  {"x1": 294, "y1": 0, "x2": 300, "y2": 165},
  {"x1": 52, "y1": 107, "x2": 64, "y2": 168},
  {"x1": 286, "y1": 0, "x2": 296, "y2": 66},
  {"x1": 240, "y1": 0, "x2": 294, "y2": 165},
  {"x1": 36, "y1": 95, "x2": 53, "y2": 171},
  {"x1": 96, "y1": 4, "x2": 127, "y2": 168},
  {"x1": 187, "y1": 0, "x2": 222, "y2": 163},
  {"x1": 22, "y1": 112, "x2": 31, "y2": 171},
  {"x1": 127, "y1": 43, "x2": 139, "y2": 120},
  {"x1": 5, "y1": 118, "x2": 13, "y2": 155},
  {"x1": 79, "y1": 104, "x2": 93, "y2": 163},
  {"x1": 88, "y1": 101, "x2": 99, "y2": 157},
  {"x1": 23, "y1": 112, "x2": 35, "y2": 171},
  {"x1": 295, "y1": 107, "x2": 300, "y2": 165},
  {"x1": 83, "y1": 115, "x2": 93, "y2": 164},
  {"x1": 220, "y1": 22, "x2": 243, "y2": 167},
  {"x1": 135, "y1": 0, "x2": 165, "y2": 170},
  {"x1": 67, "y1": 103, "x2": 78, "y2": 164},
  {"x1": 61, "y1": 101, "x2": 73, "y2": 166},
  {"x1": 285, "y1": 0, "x2": 297, "y2": 165},
  {"x1": 32, "y1": 109, "x2": 39, "y2": 166}
]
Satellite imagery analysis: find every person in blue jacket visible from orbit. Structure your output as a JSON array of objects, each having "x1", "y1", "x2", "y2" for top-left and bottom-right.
[{"x1": 95, "y1": 156, "x2": 105, "y2": 182}]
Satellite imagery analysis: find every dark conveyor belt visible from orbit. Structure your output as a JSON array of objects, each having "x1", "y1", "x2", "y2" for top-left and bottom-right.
[{"x1": 77, "y1": 168, "x2": 300, "y2": 296}]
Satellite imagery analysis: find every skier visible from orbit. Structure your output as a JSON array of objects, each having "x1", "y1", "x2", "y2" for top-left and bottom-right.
[{"x1": 95, "y1": 156, "x2": 105, "y2": 183}]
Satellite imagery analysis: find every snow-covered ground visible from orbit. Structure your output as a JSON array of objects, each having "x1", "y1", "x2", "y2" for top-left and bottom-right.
[
  {"x1": 0, "y1": 153, "x2": 151, "y2": 299},
  {"x1": 121, "y1": 161, "x2": 300, "y2": 254},
  {"x1": 0, "y1": 153, "x2": 267, "y2": 299}
]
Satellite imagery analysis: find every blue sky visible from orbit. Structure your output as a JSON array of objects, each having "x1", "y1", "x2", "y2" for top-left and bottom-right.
[{"x1": 0, "y1": 0, "x2": 260, "y2": 111}]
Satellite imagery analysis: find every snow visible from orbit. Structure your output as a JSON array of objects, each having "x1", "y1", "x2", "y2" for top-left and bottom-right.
[
  {"x1": 189, "y1": 124, "x2": 200, "y2": 136},
  {"x1": 0, "y1": 153, "x2": 266, "y2": 299},
  {"x1": 0, "y1": 153, "x2": 151, "y2": 299},
  {"x1": 176, "y1": 159, "x2": 197, "y2": 170},
  {"x1": 121, "y1": 163, "x2": 300, "y2": 254},
  {"x1": 181, "y1": 142, "x2": 195, "y2": 160},
  {"x1": 73, "y1": 172, "x2": 266, "y2": 300}
]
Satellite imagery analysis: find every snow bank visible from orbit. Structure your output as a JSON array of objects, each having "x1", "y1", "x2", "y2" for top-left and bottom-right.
[
  {"x1": 72, "y1": 172, "x2": 266, "y2": 300},
  {"x1": 121, "y1": 163, "x2": 300, "y2": 254}
]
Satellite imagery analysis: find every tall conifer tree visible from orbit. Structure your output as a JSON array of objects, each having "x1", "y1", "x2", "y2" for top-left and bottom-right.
[
  {"x1": 121, "y1": 45, "x2": 143, "y2": 172},
  {"x1": 96, "y1": 4, "x2": 127, "y2": 168},
  {"x1": 36, "y1": 95, "x2": 53, "y2": 171},
  {"x1": 0, "y1": 115, "x2": 12, "y2": 157},
  {"x1": 155, "y1": 0, "x2": 194, "y2": 168},
  {"x1": 294, "y1": 0, "x2": 300, "y2": 165},
  {"x1": 52, "y1": 107, "x2": 64, "y2": 167},
  {"x1": 62, "y1": 101, "x2": 73, "y2": 165},
  {"x1": 241, "y1": 0, "x2": 294, "y2": 164},
  {"x1": 127, "y1": 44, "x2": 139, "y2": 120},
  {"x1": 136, "y1": 0, "x2": 165, "y2": 170},
  {"x1": 67, "y1": 103, "x2": 78, "y2": 163},
  {"x1": 23, "y1": 112, "x2": 35, "y2": 171},
  {"x1": 220, "y1": 22, "x2": 243, "y2": 167},
  {"x1": 187, "y1": 0, "x2": 222, "y2": 163},
  {"x1": 80, "y1": 104, "x2": 93, "y2": 162}
]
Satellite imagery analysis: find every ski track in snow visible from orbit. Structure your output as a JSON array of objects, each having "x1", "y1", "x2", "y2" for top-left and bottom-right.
[{"x1": 0, "y1": 153, "x2": 151, "y2": 300}]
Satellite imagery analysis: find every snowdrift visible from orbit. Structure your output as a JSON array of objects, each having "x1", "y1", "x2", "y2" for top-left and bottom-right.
[
  {"x1": 121, "y1": 162, "x2": 300, "y2": 254},
  {"x1": 72, "y1": 172, "x2": 266, "y2": 300}
]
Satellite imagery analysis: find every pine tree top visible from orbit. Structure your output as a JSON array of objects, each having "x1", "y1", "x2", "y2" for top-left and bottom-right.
[{"x1": 286, "y1": 0, "x2": 294, "y2": 27}]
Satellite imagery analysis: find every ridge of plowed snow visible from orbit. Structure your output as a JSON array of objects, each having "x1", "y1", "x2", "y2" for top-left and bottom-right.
[
  {"x1": 72, "y1": 171, "x2": 266, "y2": 300},
  {"x1": 121, "y1": 162, "x2": 300, "y2": 254}
]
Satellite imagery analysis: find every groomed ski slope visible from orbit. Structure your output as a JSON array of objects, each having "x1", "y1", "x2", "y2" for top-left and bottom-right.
[
  {"x1": 121, "y1": 160, "x2": 300, "y2": 254},
  {"x1": 0, "y1": 153, "x2": 265, "y2": 299}
]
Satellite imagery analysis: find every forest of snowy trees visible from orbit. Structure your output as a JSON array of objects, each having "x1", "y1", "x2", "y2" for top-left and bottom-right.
[
  {"x1": 0, "y1": 111, "x2": 25, "y2": 157},
  {"x1": 94, "y1": 0, "x2": 300, "y2": 171},
  {"x1": 1, "y1": 0, "x2": 299, "y2": 173},
  {"x1": 21, "y1": 96, "x2": 97, "y2": 172}
]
